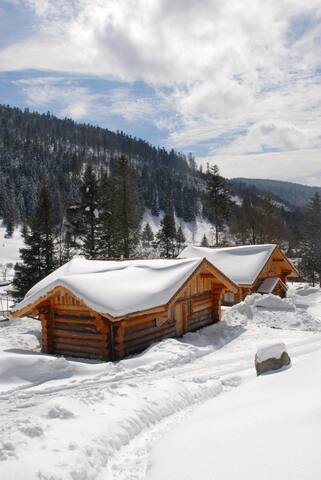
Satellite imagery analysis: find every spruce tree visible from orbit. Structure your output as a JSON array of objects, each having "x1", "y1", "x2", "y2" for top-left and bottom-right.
[
  {"x1": 157, "y1": 209, "x2": 177, "y2": 258},
  {"x1": 65, "y1": 165, "x2": 102, "y2": 259},
  {"x1": 205, "y1": 164, "x2": 231, "y2": 245},
  {"x1": 201, "y1": 234, "x2": 209, "y2": 247},
  {"x1": 13, "y1": 182, "x2": 57, "y2": 299},
  {"x1": 79, "y1": 165, "x2": 101, "y2": 258},
  {"x1": 111, "y1": 155, "x2": 142, "y2": 258},
  {"x1": 98, "y1": 173, "x2": 118, "y2": 258},
  {"x1": 142, "y1": 223, "x2": 154, "y2": 248},
  {"x1": 176, "y1": 226, "x2": 186, "y2": 254}
]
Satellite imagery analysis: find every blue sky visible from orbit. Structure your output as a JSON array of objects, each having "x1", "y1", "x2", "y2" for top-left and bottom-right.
[{"x1": 1, "y1": 0, "x2": 321, "y2": 184}]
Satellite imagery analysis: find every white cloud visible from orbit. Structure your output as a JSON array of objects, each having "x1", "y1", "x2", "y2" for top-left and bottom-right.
[
  {"x1": 13, "y1": 76, "x2": 159, "y2": 122},
  {"x1": 2, "y1": 0, "x2": 321, "y2": 180},
  {"x1": 198, "y1": 148, "x2": 321, "y2": 185}
]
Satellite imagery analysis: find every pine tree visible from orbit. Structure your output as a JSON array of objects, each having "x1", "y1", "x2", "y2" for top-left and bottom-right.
[
  {"x1": 205, "y1": 164, "x2": 231, "y2": 245},
  {"x1": 176, "y1": 226, "x2": 186, "y2": 254},
  {"x1": 201, "y1": 234, "x2": 209, "y2": 247},
  {"x1": 65, "y1": 165, "x2": 102, "y2": 259},
  {"x1": 98, "y1": 173, "x2": 118, "y2": 258},
  {"x1": 111, "y1": 156, "x2": 142, "y2": 258},
  {"x1": 13, "y1": 182, "x2": 57, "y2": 299},
  {"x1": 142, "y1": 223, "x2": 154, "y2": 248},
  {"x1": 157, "y1": 209, "x2": 177, "y2": 258},
  {"x1": 300, "y1": 193, "x2": 321, "y2": 286},
  {"x1": 79, "y1": 165, "x2": 102, "y2": 258}
]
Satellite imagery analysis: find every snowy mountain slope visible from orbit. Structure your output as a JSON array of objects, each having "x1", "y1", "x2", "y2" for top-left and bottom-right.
[
  {"x1": 147, "y1": 334, "x2": 321, "y2": 480},
  {"x1": 142, "y1": 209, "x2": 214, "y2": 245},
  {"x1": 0, "y1": 284, "x2": 321, "y2": 479},
  {"x1": 0, "y1": 222, "x2": 22, "y2": 266}
]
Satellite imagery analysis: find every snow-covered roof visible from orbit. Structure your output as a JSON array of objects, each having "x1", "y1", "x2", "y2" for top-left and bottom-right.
[
  {"x1": 257, "y1": 277, "x2": 287, "y2": 294},
  {"x1": 178, "y1": 244, "x2": 278, "y2": 285},
  {"x1": 12, "y1": 257, "x2": 205, "y2": 318}
]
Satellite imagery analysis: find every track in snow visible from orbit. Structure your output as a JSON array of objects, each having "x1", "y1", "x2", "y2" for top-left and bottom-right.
[{"x1": 98, "y1": 329, "x2": 321, "y2": 480}]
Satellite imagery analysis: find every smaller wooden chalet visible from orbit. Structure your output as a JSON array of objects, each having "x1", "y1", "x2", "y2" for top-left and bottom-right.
[
  {"x1": 178, "y1": 244, "x2": 299, "y2": 305},
  {"x1": 11, "y1": 257, "x2": 237, "y2": 361}
]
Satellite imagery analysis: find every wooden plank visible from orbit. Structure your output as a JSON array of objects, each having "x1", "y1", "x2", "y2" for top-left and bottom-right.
[
  {"x1": 120, "y1": 325, "x2": 176, "y2": 351},
  {"x1": 51, "y1": 336, "x2": 106, "y2": 347},
  {"x1": 52, "y1": 329, "x2": 102, "y2": 340},
  {"x1": 53, "y1": 342, "x2": 103, "y2": 354},
  {"x1": 126, "y1": 306, "x2": 167, "y2": 320},
  {"x1": 124, "y1": 319, "x2": 156, "y2": 332},
  {"x1": 51, "y1": 304, "x2": 92, "y2": 312},
  {"x1": 124, "y1": 329, "x2": 177, "y2": 353},
  {"x1": 124, "y1": 321, "x2": 174, "y2": 342},
  {"x1": 51, "y1": 317, "x2": 96, "y2": 326},
  {"x1": 176, "y1": 291, "x2": 212, "y2": 304},
  {"x1": 51, "y1": 324, "x2": 97, "y2": 334}
]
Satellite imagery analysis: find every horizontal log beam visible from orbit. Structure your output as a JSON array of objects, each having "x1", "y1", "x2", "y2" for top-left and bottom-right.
[
  {"x1": 123, "y1": 331, "x2": 176, "y2": 356},
  {"x1": 116, "y1": 326, "x2": 176, "y2": 353},
  {"x1": 51, "y1": 336, "x2": 108, "y2": 348},
  {"x1": 124, "y1": 322, "x2": 174, "y2": 342},
  {"x1": 52, "y1": 329, "x2": 102, "y2": 340},
  {"x1": 53, "y1": 342, "x2": 104, "y2": 355}
]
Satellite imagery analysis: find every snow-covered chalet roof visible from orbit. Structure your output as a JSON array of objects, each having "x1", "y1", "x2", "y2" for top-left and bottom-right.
[
  {"x1": 12, "y1": 257, "x2": 206, "y2": 318},
  {"x1": 257, "y1": 277, "x2": 287, "y2": 294},
  {"x1": 178, "y1": 244, "x2": 279, "y2": 285}
]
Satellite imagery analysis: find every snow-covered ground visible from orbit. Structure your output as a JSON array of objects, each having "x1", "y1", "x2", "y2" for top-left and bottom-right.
[
  {"x1": 0, "y1": 222, "x2": 22, "y2": 266},
  {"x1": 0, "y1": 283, "x2": 321, "y2": 479},
  {"x1": 142, "y1": 209, "x2": 215, "y2": 245}
]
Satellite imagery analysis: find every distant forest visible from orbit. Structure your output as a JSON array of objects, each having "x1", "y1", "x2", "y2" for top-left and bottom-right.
[{"x1": 0, "y1": 104, "x2": 205, "y2": 231}]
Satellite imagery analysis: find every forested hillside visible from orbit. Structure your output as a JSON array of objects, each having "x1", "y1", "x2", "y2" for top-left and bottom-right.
[
  {"x1": 232, "y1": 178, "x2": 321, "y2": 208},
  {"x1": 0, "y1": 104, "x2": 204, "y2": 232}
]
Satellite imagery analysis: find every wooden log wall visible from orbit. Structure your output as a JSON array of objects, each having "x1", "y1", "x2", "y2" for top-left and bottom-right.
[
  {"x1": 41, "y1": 290, "x2": 110, "y2": 360},
  {"x1": 114, "y1": 314, "x2": 176, "y2": 359},
  {"x1": 187, "y1": 308, "x2": 214, "y2": 332}
]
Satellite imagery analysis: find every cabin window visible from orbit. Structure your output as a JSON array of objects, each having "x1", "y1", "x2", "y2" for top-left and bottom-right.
[{"x1": 224, "y1": 292, "x2": 235, "y2": 304}]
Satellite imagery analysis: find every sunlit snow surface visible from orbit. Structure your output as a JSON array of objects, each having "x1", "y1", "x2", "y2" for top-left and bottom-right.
[
  {"x1": 0, "y1": 223, "x2": 22, "y2": 266},
  {"x1": 14, "y1": 257, "x2": 203, "y2": 317},
  {"x1": 179, "y1": 243, "x2": 278, "y2": 285},
  {"x1": 0, "y1": 283, "x2": 321, "y2": 479}
]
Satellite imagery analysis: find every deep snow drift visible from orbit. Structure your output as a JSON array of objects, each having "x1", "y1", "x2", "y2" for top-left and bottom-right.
[
  {"x1": 0, "y1": 283, "x2": 321, "y2": 479},
  {"x1": 147, "y1": 346, "x2": 321, "y2": 480}
]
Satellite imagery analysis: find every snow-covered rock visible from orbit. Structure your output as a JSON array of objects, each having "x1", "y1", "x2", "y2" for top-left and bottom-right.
[{"x1": 255, "y1": 342, "x2": 291, "y2": 375}]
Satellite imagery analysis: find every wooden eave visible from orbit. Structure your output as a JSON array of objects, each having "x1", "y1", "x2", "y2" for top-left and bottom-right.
[
  {"x1": 276, "y1": 247, "x2": 300, "y2": 278},
  {"x1": 11, "y1": 285, "x2": 115, "y2": 322}
]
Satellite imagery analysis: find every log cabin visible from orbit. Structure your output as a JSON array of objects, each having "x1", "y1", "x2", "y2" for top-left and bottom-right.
[
  {"x1": 178, "y1": 244, "x2": 299, "y2": 305},
  {"x1": 11, "y1": 257, "x2": 238, "y2": 361}
]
